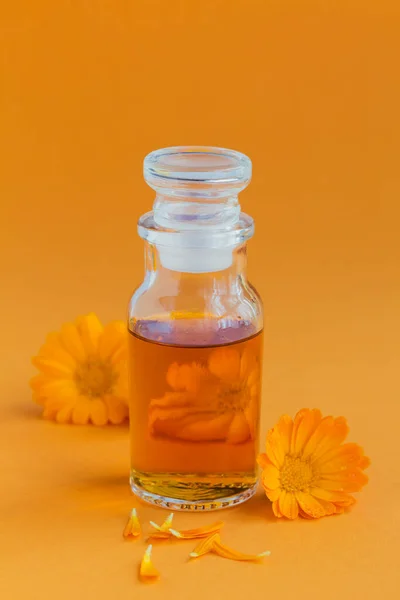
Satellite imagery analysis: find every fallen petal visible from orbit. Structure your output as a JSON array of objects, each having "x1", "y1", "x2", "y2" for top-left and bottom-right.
[
  {"x1": 148, "y1": 513, "x2": 175, "y2": 540},
  {"x1": 170, "y1": 521, "x2": 224, "y2": 540},
  {"x1": 213, "y1": 538, "x2": 270, "y2": 562},
  {"x1": 149, "y1": 512, "x2": 174, "y2": 532},
  {"x1": 139, "y1": 545, "x2": 160, "y2": 582},
  {"x1": 189, "y1": 533, "x2": 221, "y2": 558},
  {"x1": 147, "y1": 531, "x2": 171, "y2": 541},
  {"x1": 123, "y1": 508, "x2": 141, "y2": 539}
]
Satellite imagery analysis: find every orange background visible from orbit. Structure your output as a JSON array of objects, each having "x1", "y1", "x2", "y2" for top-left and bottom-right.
[{"x1": 1, "y1": 1, "x2": 399, "y2": 598}]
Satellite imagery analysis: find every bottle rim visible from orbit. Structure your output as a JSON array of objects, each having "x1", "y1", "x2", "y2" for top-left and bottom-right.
[{"x1": 144, "y1": 146, "x2": 251, "y2": 197}]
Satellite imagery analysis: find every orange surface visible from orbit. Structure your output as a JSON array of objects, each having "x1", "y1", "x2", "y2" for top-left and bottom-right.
[{"x1": 1, "y1": 1, "x2": 400, "y2": 598}]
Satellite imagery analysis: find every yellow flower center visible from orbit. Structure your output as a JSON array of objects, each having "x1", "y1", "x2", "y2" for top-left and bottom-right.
[
  {"x1": 74, "y1": 358, "x2": 116, "y2": 398},
  {"x1": 216, "y1": 382, "x2": 249, "y2": 413},
  {"x1": 280, "y1": 455, "x2": 316, "y2": 492}
]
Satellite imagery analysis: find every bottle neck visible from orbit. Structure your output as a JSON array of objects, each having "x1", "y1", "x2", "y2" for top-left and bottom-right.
[
  {"x1": 145, "y1": 242, "x2": 248, "y2": 289},
  {"x1": 153, "y1": 193, "x2": 241, "y2": 231},
  {"x1": 151, "y1": 193, "x2": 240, "y2": 273}
]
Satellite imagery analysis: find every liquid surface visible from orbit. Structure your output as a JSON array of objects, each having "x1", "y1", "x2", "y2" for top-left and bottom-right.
[{"x1": 128, "y1": 318, "x2": 263, "y2": 507}]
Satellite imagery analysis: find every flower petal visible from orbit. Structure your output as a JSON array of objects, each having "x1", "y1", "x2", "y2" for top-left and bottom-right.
[
  {"x1": 150, "y1": 513, "x2": 174, "y2": 533},
  {"x1": 266, "y1": 429, "x2": 285, "y2": 468},
  {"x1": 316, "y1": 442, "x2": 366, "y2": 467},
  {"x1": 359, "y1": 456, "x2": 371, "y2": 470},
  {"x1": 139, "y1": 545, "x2": 160, "y2": 581},
  {"x1": 272, "y1": 498, "x2": 282, "y2": 517},
  {"x1": 170, "y1": 521, "x2": 224, "y2": 540},
  {"x1": 166, "y1": 362, "x2": 211, "y2": 393},
  {"x1": 257, "y1": 452, "x2": 270, "y2": 469},
  {"x1": 39, "y1": 333, "x2": 77, "y2": 370},
  {"x1": 275, "y1": 414, "x2": 293, "y2": 456},
  {"x1": 72, "y1": 399, "x2": 91, "y2": 425},
  {"x1": 311, "y1": 417, "x2": 349, "y2": 462},
  {"x1": 89, "y1": 399, "x2": 108, "y2": 426},
  {"x1": 178, "y1": 413, "x2": 232, "y2": 442},
  {"x1": 31, "y1": 376, "x2": 75, "y2": 406},
  {"x1": 226, "y1": 413, "x2": 251, "y2": 444},
  {"x1": 310, "y1": 497, "x2": 336, "y2": 516},
  {"x1": 260, "y1": 463, "x2": 280, "y2": 490},
  {"x1": 43, "y1": 396, "x2": 72, "y2": 419},
  {"x1": 104, "y1": 395, "x2": 129, "y2": 425},
  {"x1": 123, "y1": 508, "x2": 141, "y2": 538},
  {"x1": 40, "y1": 379, "x2": 76, "y2": 398},
  {"x1": 76, "y1": 313, "x2": 104, "y2": 355},
  {"x1": 146, "y1": 531, "x2": 171, "y2": 540},
  {"x1": 189, "y1": 533, "x2": 220, "y2": 558},
  {"x1": 292, "y1": 409, "x2": 322, "y2": 455},
  {"x1": 264, "y1": 487, "x2": 282, "y2": 502},
  {"x1": 239, "y1": 349, "x2": 257, "y2": 380},
  {"x1": 55, "y1": 403, "x2": 75, "y2": 424},
  {"x1": 295, "y1": 490, "x2": 330, "y2": 518},
  {"x1": 244, "y1": 395, "x2": 258, "y2": 439},
  {"x1": 289, "y1": 409, "x2": 309, "y2": 454},
  {"x1": 29, "y1": 374, "x2": 47, "y2": 392},
  {"x1": 334, "y1": 496, "x2": 356, "y2": 508},
  {"x1": 299, "y1": 508, "x2": 314, "y2": 519},
  {"x1": 279, "y1": 490, "x2": 299, "y2": 519},
  {"x1": 317, "y1": 449, "x2": 365, "y2": 473},
  {"x1": 98, "y1": 321, "x2": 126, "y2": 361},
  {"x1": 213, "y1": 536, "x2": 270, "y2": 562},
  {"x1": 32, "y1": 357, "x2": 73, "y2": 378},
  {"x1": 59, "y1": 323, "x2": 86, "y2": 362},
  {"x1": 149, "y1": 392, "x2": 192, "y2": 409},
  {"x1": 316, "y1": 470, "x2": 369, "y2": 493},
  {"x1": 302, "y1": 416, "x2": 348, "y2": 461},
  {"x1": 208, "y1": 347, "x2": 241, "y2": 383},
  {"x1": 309, "y1": 486, "x2": 355, "y2": 505}
]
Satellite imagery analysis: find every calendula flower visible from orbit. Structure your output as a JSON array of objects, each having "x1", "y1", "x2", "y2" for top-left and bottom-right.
[
  {"x1": 149, "y1": 346, "x2": 261, "y2": 443},
  {"x1": 30, "y1": 314, "x2": 129, "y2": 425},
  {"x1": 258, "y1": 408, "x2": 370, "y2": 519},
  {"x1": 139, "y1": 545, "x2": 160, "y2": 582},
  {"x1": 190, "y1": 533, "x2": 270, "y2": 562}
]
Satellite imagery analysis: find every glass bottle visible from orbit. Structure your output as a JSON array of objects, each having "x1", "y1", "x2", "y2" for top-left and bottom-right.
[{"x1": 128, "y1": 146, "x2": 263, "y2": 511}]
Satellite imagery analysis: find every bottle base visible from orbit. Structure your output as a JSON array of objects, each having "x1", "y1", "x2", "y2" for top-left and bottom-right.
[{"x1": 130, "y1": 469, "x2": 258, "y2": 511}]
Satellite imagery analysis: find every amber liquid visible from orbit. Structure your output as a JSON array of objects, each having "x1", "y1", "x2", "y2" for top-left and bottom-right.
[{"x1": 128, "y1": 318, "x2": 263, "y2": 510}]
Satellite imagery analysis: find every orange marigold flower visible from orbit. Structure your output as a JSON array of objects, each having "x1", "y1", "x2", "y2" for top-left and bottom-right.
[
  {"x1": 258, "y1": 409, "x2": 370, "y2": 519},
  {"x1": 148, "y1": 346, "x2": 261, "y2": 443},
  {"x1": 30, "y1": 313, "x2": 129, "y2": 425}
]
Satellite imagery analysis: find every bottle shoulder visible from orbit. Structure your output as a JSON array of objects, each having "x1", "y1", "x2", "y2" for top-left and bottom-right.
[{"x1": 128, "y1": 274, "x2": 263, "y2": 335}]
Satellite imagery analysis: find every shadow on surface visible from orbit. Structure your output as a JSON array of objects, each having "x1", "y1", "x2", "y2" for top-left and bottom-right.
[
  {"x1": 72, "y1": 473, "x2": 133, "y2": 512},
  {"x1": 236, "y1": 489, "x2": 278, "y2": 523},
  {"x1": 3, "y1": 397, "x2": 42, "y2": 421}
]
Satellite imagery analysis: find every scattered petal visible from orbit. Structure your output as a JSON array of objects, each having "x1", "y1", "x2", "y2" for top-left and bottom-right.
[
  {"x1": 150, "y1": 513, "x2": 174, "y2": 532},
  {"x1": 148, "y1": 513, "x2": 174, "y2": 539},
  {"x1": 190, "y1": 533, "x2": 270, "y2": 562},
  {"x1": 123, "y1": 508, "x2": 141, "y2": 539},
  {"x1": 139, "y1": 545, "x2": 160, "y2": 582},
  {"x1": 213, "y1": 537, "x2": 271, "y2": 562},
  {"x1": 189, "y1": 533, "x2": 220, "y2": 558},
  {"x1": 170, "y1": 521, "x2": 224, "y2": 540}
]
